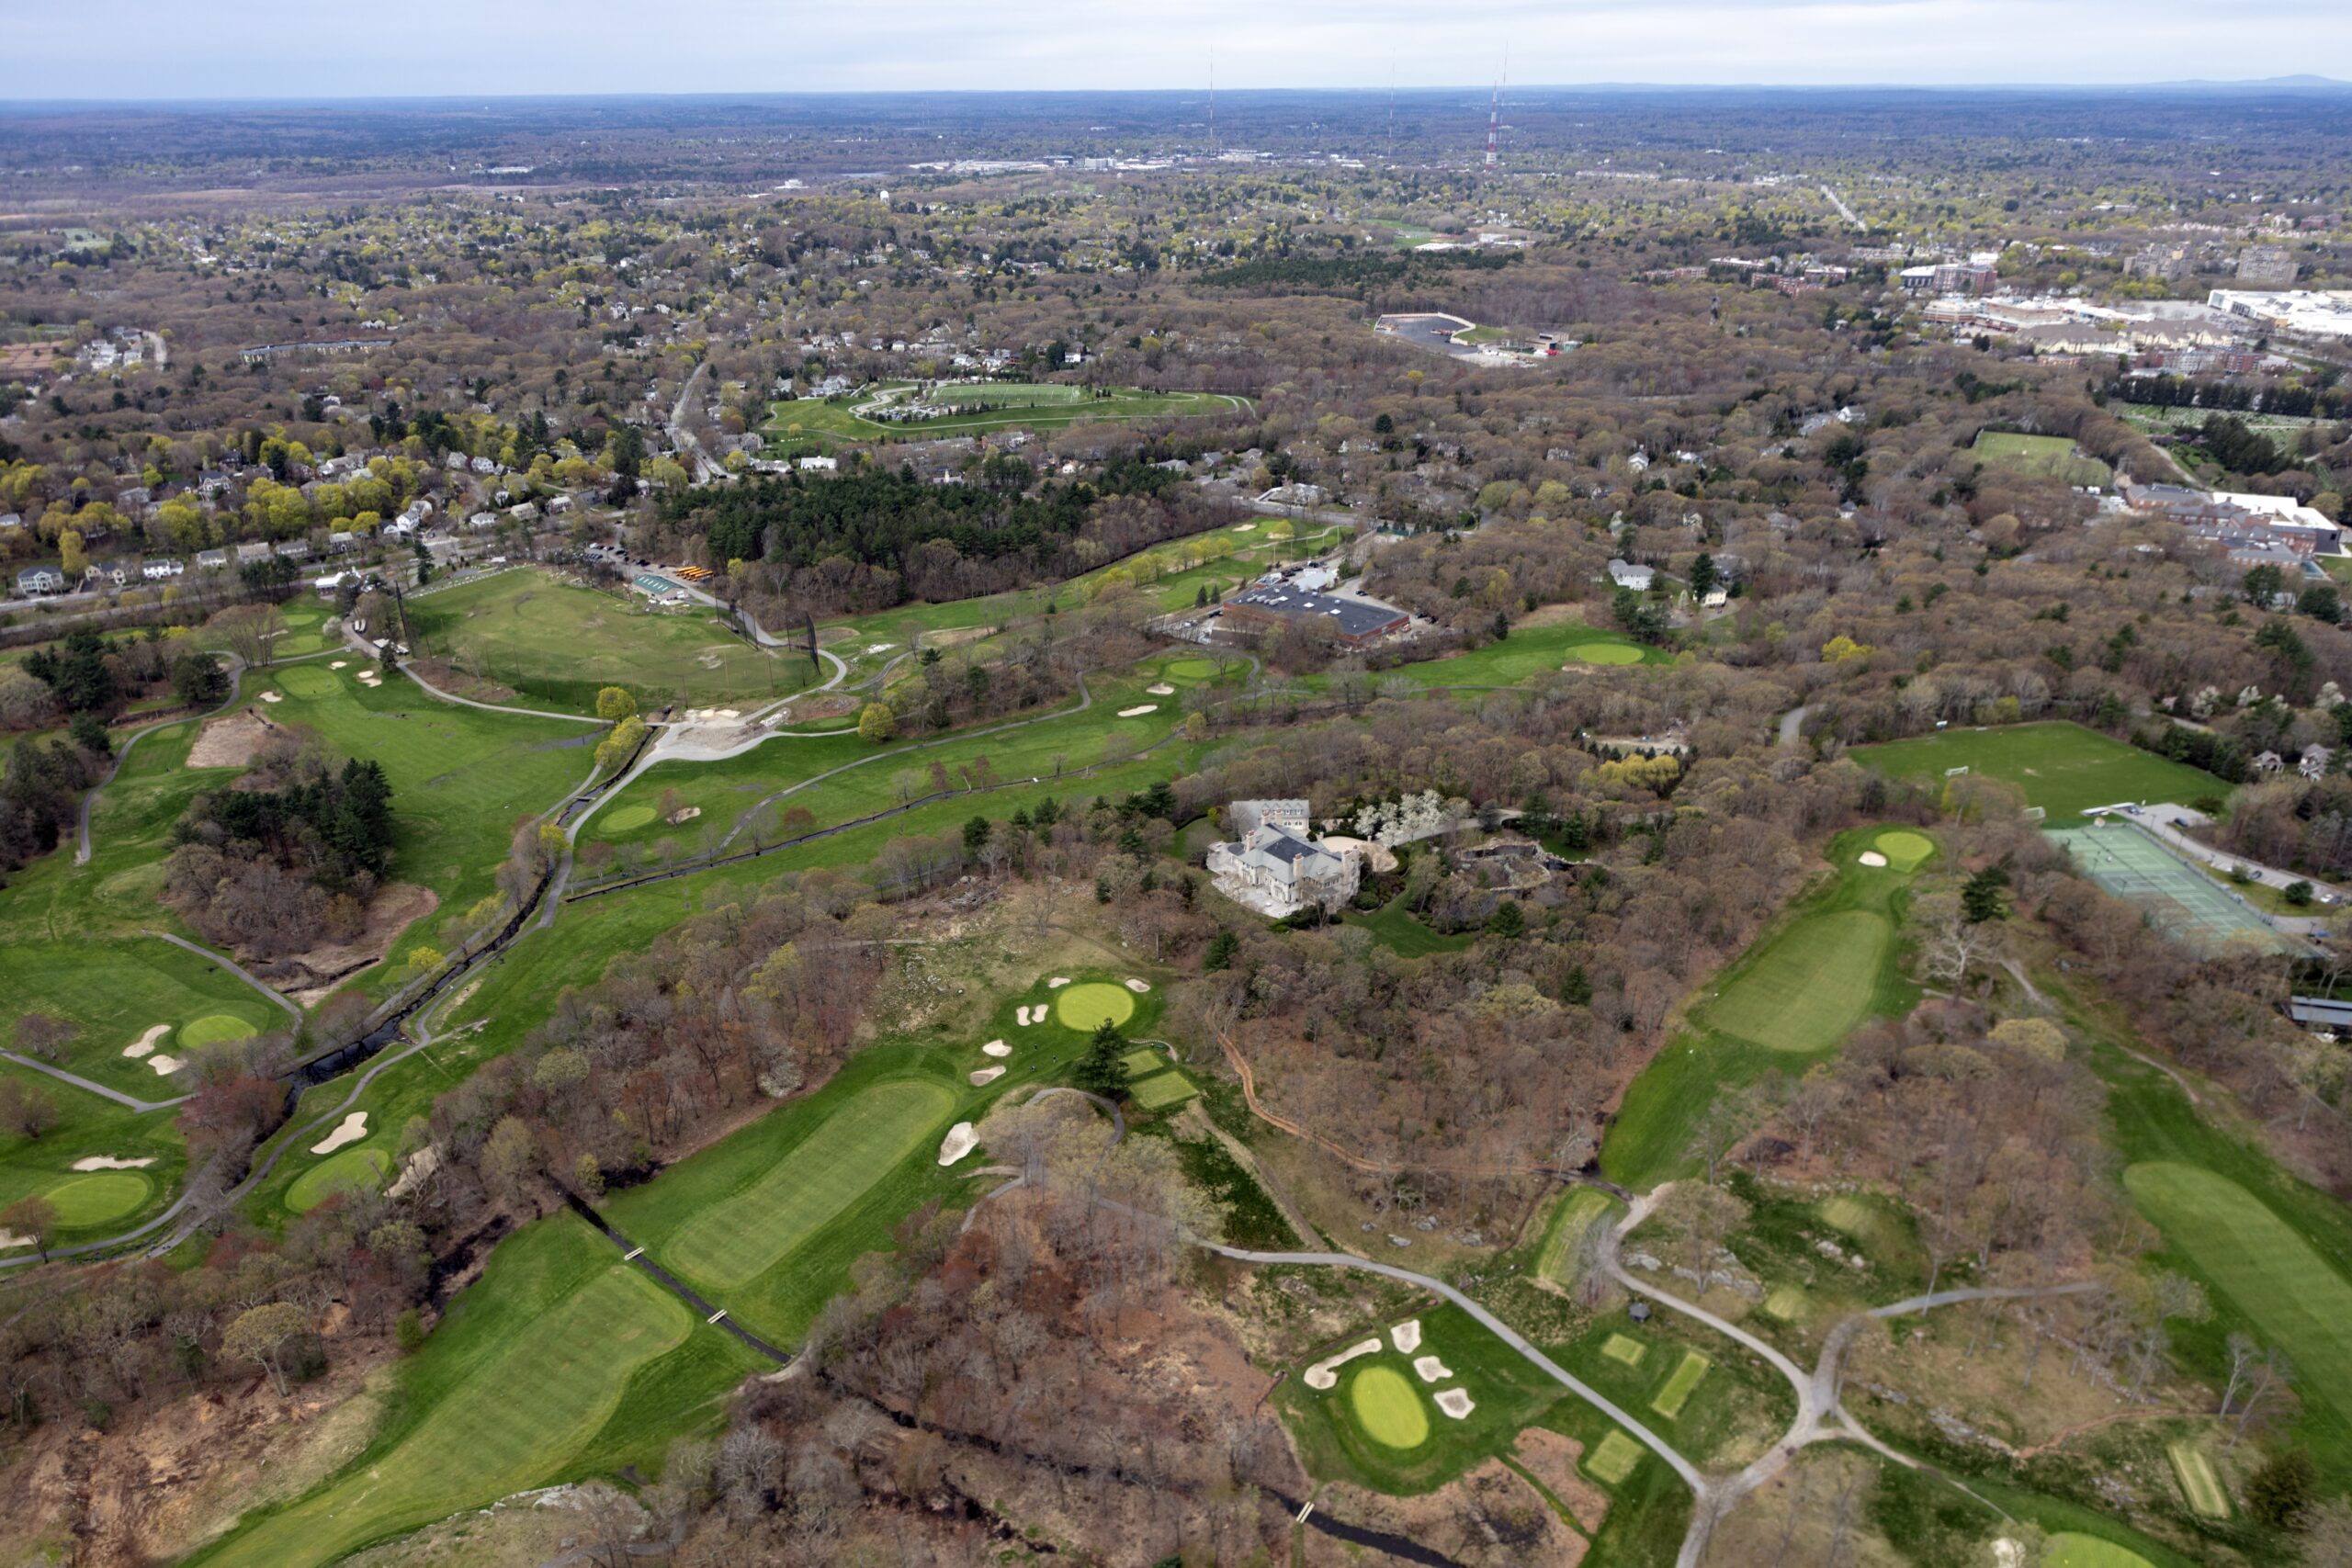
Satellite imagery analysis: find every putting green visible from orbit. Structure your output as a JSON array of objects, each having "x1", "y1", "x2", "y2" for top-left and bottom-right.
[
  {"x1": 1702, "y1": 908, "x2": 1890, "y2": 1053},
  {"x1": 2042, "y1": 1534, "x2": 2153, "y2": 1568},
  {"x1": 1165, "y1": 658, "x2": 1218, "y2": 680},
  {"x1": 275, "y1": 665, "x2": 341, "y2": 697},
  {"x1": 1567, "y1": 642, "x2": 1646, "y2": 666},
  {"x1": 1128, "y1": 1072, "x2": 1198, "y2": 1109},
  {"x1": 1600, "y1": 1334, "x2": 1647, "y2": 1367},
  {"x1": 600, "y1": 804, "x2": 657, "y2": 834},
  {"x1": 1585, "y1": 1430, "x2": 1645, "y2": 1484},
  {"x1": 1349, "y1": 1363, "x2": 1430, "y2": 1449},
  {"x1": 1651, "y1": 1350, "x2": 1711, "y2": 1417},
  {"x1": 43, "y1": 1170, "x2": 152, "y2": 1225},
  {"x1": 1055, "y1": 982, "x2": 1136, "y2": 1032},
  {"x1": 2123, "y1": 1162, "x2": 2352, "y2": 1431},
  {"x1": 180, "y1": 1012, "x2": 259, "y2": 1048},
  {"x1": 287, "y1": 1146, "x2": 392, "y2": 1214},
  {"x1": 664, "y1": 1079, "x2": 956, "y2": 1290},
  {"x1": 1872, "y1": 829, "x2": 1935, "y2": 871}
]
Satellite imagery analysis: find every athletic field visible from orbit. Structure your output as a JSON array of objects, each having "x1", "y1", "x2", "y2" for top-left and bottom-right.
[
  {"x1": 1851, "y1": 721, "x2": 2225, "y2": 823},
  {"x1": 2044, "y1": 824, "x2": 2291, "y2": 953},
  {"x1": 1971, "y1": 430, "x2": 2113, "y2": 488},
  {"x1": 764, "y1": 381, "x2": 1239, "y2": 449}
]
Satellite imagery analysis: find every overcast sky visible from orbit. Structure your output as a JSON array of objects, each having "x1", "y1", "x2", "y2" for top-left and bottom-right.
[{"x1": 7, "y1": 0, "x2": 2350, "y2": 99}]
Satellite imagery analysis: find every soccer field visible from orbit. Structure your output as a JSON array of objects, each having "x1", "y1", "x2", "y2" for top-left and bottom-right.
[
  {"x1": 1972, "y1": 430, "x2": 2114, "y2": 488},
  {"x1": 1851, "y1": 721, "x2": 2226, "y2": 822}
]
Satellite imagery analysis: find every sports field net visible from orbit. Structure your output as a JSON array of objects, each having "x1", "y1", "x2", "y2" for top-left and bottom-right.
[{"x1": 2045, "y1": 823, "x2": 2294, "y2": 954}]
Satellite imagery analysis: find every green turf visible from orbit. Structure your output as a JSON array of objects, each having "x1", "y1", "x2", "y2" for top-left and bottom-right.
[
  {"x1": 193, "y1": 1218, "x2": 706, "y2": 1568},
  {"x1": 662, "y1": 1079, "x2": 957, "y2": 1291},
  {"x1": 273, "y1": 665, "x2": 340, "y2": 698},
  {"x1": 1973, "y1": 430, "x2": 2114, "y2": 488},
  {"x1": 1344, "y1": 895, "x2": 1477, "y2": 957},
  {"x1": 1649, "y1": 1350, "x2": 1711, "y2": 1417},
  {"x1": 1349, "y1": 1363, "x2": 1431, "y2": 1449},
  {"x1": 0, "y1": 936, "x2": 277, "y2": 1101},
  {"x1": 180, "y1": 1012, "x2": 258, "y2": 1048},
  {"x1": 1128, "y1": 1071, "x2": 1198, "y2": 1109},
  {"x1": 2042, "y1": 1533, "x2": 2154, "y2": 1568},
  {"x1": 1539, "y1": 1188, "x2": 1619, "y2": 1286},
  {"x1": 1871, "y1": 829, "x2": 1935, "y2": 871},
  {"x1": 405, "y1": 568, "x2": 818, "y2": 715},
  {"x1": 1604, "y1": 828, "x2": 1923, "y2": 1190},
  {"x1": 1585, "y1": 1430, "x2": 1645, "y2": 1484},
  {"x1": 1600, "y1": 1334, "x2": 1647, "y2": 1367},
  {"x1": 1118, "y1": 1047, "x2": 1167, "y2": 1077},
  {"x1": 2165, "y1": 1440, "x2": 2228, "y2": 1518},
  {"x1": 285, "y1": 1145, "x2": 392, "y2": 1214},
  {"x1": 1165, "y1": 658, "x2": 1218, "y2": 679},
  {"x1": 1849, "y1": 721, "x2": 2225, "y2": 823},
  {"x1": 40, "y1": 1169, "x2": 152, "y2": 1224},
  {"x1": 1054, "y1": 982, "x2": 1136, "y2": 1032},
  {"x1": 2123, "y1": 1162, "x2": 2352, "y2": 1442},
  {"x1": 599, "y1": 804, "x2": 656, "y2": 834},
  {"x1": 1384, "y1": 621, "x2": 1668, "y2": 687},
  {"x1": 1762, "y1": 1285, "x2": 1807, "y2": 1322},
  {"x1": 1569, "y1": 642, "x2": 1647, "y2": 666}
]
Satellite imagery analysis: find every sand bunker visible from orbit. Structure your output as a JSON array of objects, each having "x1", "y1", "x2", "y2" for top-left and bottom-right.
[
  {"x1": 388, "y1": 1145, "x2": 442, "y2": 1200},
  {"x1": 259, "y1": 691, "x2": 282, "y2": 704},
  {"x1": 1146, "y1": 682, "x2": 1176, "y2": 695},
  {"x1": 667, "y1": 807, "x2": 702, "y2": 824},
  {"x1": 982, "y1": 1040, "x2": 1012, "y2": 1057},
  {"x1": 148, "y1": 1055, "x2": 184, "y2": 1075},
  {"x1": 0, "y1": 1231, "x2": 29, "y2": 1250},
  {"x1": 1234, "y1": 524, "x2": 1257, "y2": 533},
  {"x1": 938, "y1": 1122, "x2": 979, "y2": 1166},
  {"x1": 311, "y1": 1111, "x2": 369, "y2": 1155},
  {"x1": 72, "y1": 1155, "x2": 156, "y2": 1171},
  {"x1": 1414, "y1": 1355, "x2": 1454, "y2": 1382},
  {"x1": 1048, "y1": 976, "x2": 1071, "y2": 987},
  {"x1": 1391, "y1": 1319, "x2": 1423, "y2": 1353},
  {"x1": 1435, "y1": 1388, "x2": 1476, "y2": 1419},
  {"x1": 1116, "y1": 705, "x2": 1158, "y2": 717},
  {"x1": 123, "y1": 1024, "x2": 170, "y2": 1059},
  {"x1": 969, "y1": 1066, "x2": 1006, "y2": 1086},
  {"x1": 1123, "y1": 978, "x2": 1151, "y2": 994},
  {"x1": 1858, "y1": 851, "x2": 1889, "y2": 868},
  {"x1": 865, "y1": 643, "x2": 895, "y2": 655},
  {"x1": 1304, "y1": 1337, "x2": 1383, "y2": 1391},
  {"x1": 330, "y1": 660, "x2": 347, "y2": 669}
]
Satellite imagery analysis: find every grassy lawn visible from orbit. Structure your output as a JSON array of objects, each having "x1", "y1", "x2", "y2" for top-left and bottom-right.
[
  {"x1": 1344, "y1": 894, "x2": 1478, "y2": 957},
  {"x1": 1383, "y1": 620, "x2": 1669, "y2": 688},
  {"x1": 2043, "y1": 1533, "x2": 2154, "y2": 1568},
  {"x1": 763, "y1": 381, "x2": 1239, "y2": 451},
  {"x1": 1537, "y1": 1187, "x2": 1623, "y2": 1288},
  {"x1": 1603, "y1": 828, "x2": 1925, "y2": 1190},
  {"x1": 0, "y1": 935, "x2": 279, "y2": 1101},
  {"x1": 190, "y1": 1213, "x2": 757, "y2": 1568},
  {"x1": 406, "y1": 568, "x2": 819, "y2": 715},
  {"x1": 1972, "y1": 430, "x2": 2114, "y2": 488},
  {"x1": 1849, "y1": 721, "x2": 2225, "y2": 823},
  {"x1": 1127, "y1": 1070, "x2": 1198, "y2": 1109}
]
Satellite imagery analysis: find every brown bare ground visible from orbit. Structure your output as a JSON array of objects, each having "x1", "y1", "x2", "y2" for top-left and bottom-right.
[
  {"x1": 186, "y1": 708, "x2": 281, "y2": 770},
  {"x1": 1307, "y1": 1461, "x2": 1587, "y2": 1568},
  {"x1": 775, "y1": 690, "x2": 859, "y2": 724},
  {"x1": 1512, "y1": 1427, "x2": 1611, "y2": 1532},
  {"x1": 916, "y1": 624, "x2": 997, "y2": 649},
  {"x1": 277, "y1": 882, "x2": 440, "y2": 1002}
]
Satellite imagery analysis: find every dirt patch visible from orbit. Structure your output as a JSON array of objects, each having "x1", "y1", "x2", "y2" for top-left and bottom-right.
[
  {"x1": 187, "y1": 708, "x2": 282, "y2": 770},
  {"x1": 1308, "y1": 1462, "x2": 1586, "y2": 1568},
  {"x1": 404, "y1": 658, "x2": 518, "y2": 705},
  {"x1": 775, "y1": 690, "x2": 860, "y2": 724},
  {"x1": 1512, "y1": 1427, "x2": 1611, "y2": 1532},
  {"x1": 1516, "y1": 602, "x2": 1598, "y2": 630},
  {"x1": 917, "y1": 624, "x2": 996, "y2": 649},
  {"x1": 274, "y1": 883, "x2": 440, "y2": 1003}
]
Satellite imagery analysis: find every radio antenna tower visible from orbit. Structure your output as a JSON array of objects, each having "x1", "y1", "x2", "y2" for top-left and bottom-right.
[
  {"x1": 1208, "y1": 48, "x2": 1217, "y2": 155},
  {"x1": 1484, "y1": 50, "x2": 1508, "y2": 173}
]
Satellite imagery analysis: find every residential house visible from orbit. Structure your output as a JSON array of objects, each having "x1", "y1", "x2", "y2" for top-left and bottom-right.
[
  {"x1": 2253, "y1": 750, "x2": 2286, "y2": 774},
  {"x1": 14, "y1": 565, "x2": 67, "y2": 596},
  {"x1": 275, "y1": 538, "x2": 313, "y2": 562},
  {"x1": 2301, "y1": 745, "x2": 2335, "y2": 780},
  {"x1": 1607, "y1": 559, "x2": 1657, "y2": 592},
  {"x1": 141, "y1": 558, "x2": 184, "y2": 581},
  {"x1": 1207, "y1": 807, "x2": 1363, "y2": 915},
  {"x1": 83, "y1": 558, "x2": 134, "y2": 590},
  {"x1": 194, "y1": 548, "x2": 231, "y2": 572},
  {"x1": 236, "y1": 542, "x2": 274, "y2": 566}
]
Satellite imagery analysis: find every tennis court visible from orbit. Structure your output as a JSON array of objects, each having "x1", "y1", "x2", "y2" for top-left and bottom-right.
[{"x1": 2045, "y1": 823, "x2": 2294, "y2": 953}]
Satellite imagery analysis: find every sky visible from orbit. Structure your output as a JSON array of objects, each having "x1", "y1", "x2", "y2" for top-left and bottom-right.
[{"x1": 6, "y1": 0, "x2": 2351, "y2": 98}]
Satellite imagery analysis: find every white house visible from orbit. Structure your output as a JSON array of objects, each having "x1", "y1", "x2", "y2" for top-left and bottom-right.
[
  {"x1": 15, "y1": 565, "x2": 67, "y2": 596},
  {"x1": 1608, "y1": 558, "x2": 1657, "y2": 592},
  {"x1": 797, "y1": 455, "x2": 839, "y2": 472},
  {"x1": 1206, "y1": 799, "x2": 1363, "y2": 916},
  {"x1": 2301, "y1": 745, "x2": 2335, "y2": 780},
  {"x1": 141, "y1": 558, "x2": 184, "y2": 581},
  {"x1": 195, "y1": 548, "x2": 231, "y2": 572}
]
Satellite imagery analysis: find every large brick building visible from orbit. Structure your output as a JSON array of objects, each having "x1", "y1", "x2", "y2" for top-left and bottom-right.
[{"x1": 1218, "y1": 583, "x2": 1409, "y2": 647}]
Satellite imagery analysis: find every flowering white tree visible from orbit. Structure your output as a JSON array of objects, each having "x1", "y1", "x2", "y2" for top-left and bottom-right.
[{"x1": 1352, "y1": 790, "x2": 1467, "y2": 847}]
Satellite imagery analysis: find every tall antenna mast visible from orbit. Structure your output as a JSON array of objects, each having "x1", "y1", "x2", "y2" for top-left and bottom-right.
[
  {"x1": 1209, "y1": 48, "x2": 1217, "y2": 156},
  {"x1": 1388, "y1": 62, "x2": 1396, "y2": 164},
  {"x1": 1484, "y1": 51, "x2": 1507, "y2": 174}
]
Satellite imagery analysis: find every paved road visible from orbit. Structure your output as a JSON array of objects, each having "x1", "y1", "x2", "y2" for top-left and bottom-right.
[
  {"x1": 2103, "y1": 802, "x2": 2346, "y2": 905},
  {"x1": 1778, "y1": 703, "x2": 1812, "y2": 748},
  {"x1": 370, "y1": 641, "x2": 607, "y2": 725},
  {"x1": 666, "y1": 362, "x2": 724, "y2": 485},
  {"x1": 1817, "y1": 183, "x2": 1865, "y2": 229},
  {"x1": 0, "y1": 1050, "x2": 185, "y2": 1113}
]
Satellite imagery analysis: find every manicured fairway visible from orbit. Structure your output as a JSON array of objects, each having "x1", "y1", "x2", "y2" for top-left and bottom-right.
[
  {"x1": 1349, "y1": 1363, "x2": 1430, "y2": 1449},
  {"x1": 1850, "y1": 722, "x2": 2224, "y2": 823},
  {"x1": 1585, "y1": 1430, "x2": 1645, "y2": 1484},
  {"x1": 199, "y1": 1254, "x2": 691, "y2": 1568},
  {"x1": 286, "y1": 1145, "x2": 391, "y2": 1213},
  {"x1": 181, "y1": 1012, "x2": 258, "y2": 1048},
  {"x1": 2165, "y1": 1441, "x2": 2228, "y2": 1518},
  {"x1": 1389, "y1": 621, "x2": 1667, "y2": 687},
  {"x1": 1601, "y1": 1334, "x2": 1647, "y2": 1367},
  {"x1": 1872, "y1": 829, "x2": 1935, "y2": 871},
  {"x1": 1055, "y1": 982, "x2": 1136, "y2": 1032},
  {"x1": 2123, "y1": 1162, "x2": 2352, "y2": 1436},
  {"x1": 2042, "y1": 1533, "x2": 2154, "y2": 1568},
  {"x1": 42, "y1": 1170, "x2": 151, "y2": 1224},
  {"x1": 1651, "y1": 1350, "x2": 1712, "y2": 1417},
  {"x1": 1118, "y1": 1047, "x2": 1166, "y2": 1077},
  {"x1": 1128, "y1": 1071, "x2": 1198, "y2": 1109},
  {"x1": 1706, "y1": 908, "x2": 1889, "y2": 1053},
  {"x1": 662, "y1": 1079, "x2": 956, "y2": 1290}
]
